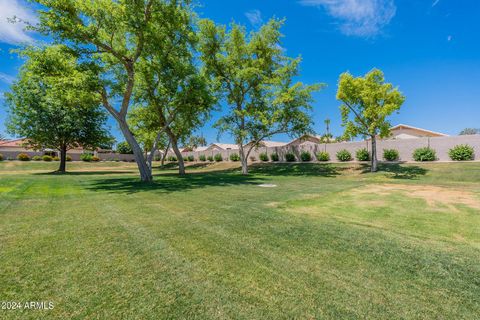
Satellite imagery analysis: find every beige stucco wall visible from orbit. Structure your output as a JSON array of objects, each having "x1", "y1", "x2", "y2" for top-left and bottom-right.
[{"x1": 172, "y1": 135, "x2": 480, "y2": 163}]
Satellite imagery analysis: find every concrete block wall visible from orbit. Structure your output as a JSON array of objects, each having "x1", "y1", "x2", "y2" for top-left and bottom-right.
[{"x1": 174, "y1": 135, "x2": 480, "y2": 163}]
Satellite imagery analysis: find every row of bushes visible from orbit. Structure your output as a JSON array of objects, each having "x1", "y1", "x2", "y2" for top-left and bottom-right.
[
  {"x1": 2, "y1": 144, "x2": 475, "y2": 163},
  {"x1": 0, "y1": 153, "x2": 102, "y2": 162},
  {"x1": 170, "y1": 144, "x2": 475, "y2": 163},
  {"x1": 0, "y1": 153, "x2": 74, "y2": 162}
]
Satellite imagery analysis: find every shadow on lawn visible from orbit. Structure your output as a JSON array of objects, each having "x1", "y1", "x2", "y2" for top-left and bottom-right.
[
  {"x1": 359, "y1": 163, "x2": 428, "y2": 179},
  {"x1": 34, "y1": 171, "x2": 135, "y2": 176},
  {"x1": 248, "y1": 163, "x2": 344, "y2": 177},
  {"x1": 85, "y1": 172, "x2": 265, "y2": 194}
]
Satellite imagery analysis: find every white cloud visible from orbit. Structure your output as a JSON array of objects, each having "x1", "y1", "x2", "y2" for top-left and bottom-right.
[
  {"x1": 245, "y1": 9, "x2": 263, "y2": 27},
  {"x1": 432, "y1": 0, "x2": 440, "y2": 7},
  {"x1": 0, "y1": 72, "x2": 15, "y2": 84},
  {"x1": 0, "y1": 0, "x2": 37, "y2": 45},
  {"x1": 299, "y1": 0, "x2": 397, "y2": 37}
]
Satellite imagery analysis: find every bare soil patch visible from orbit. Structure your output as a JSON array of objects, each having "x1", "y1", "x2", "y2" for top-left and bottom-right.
[{"x1": 355, "y1": 184, "x2": 480, "y2": 211}]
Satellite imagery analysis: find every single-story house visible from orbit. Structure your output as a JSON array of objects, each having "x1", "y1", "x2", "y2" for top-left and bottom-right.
[
  {"x1": 181, "y1": 146, "x2": 210, "y2": 153},
  {"x1": 204, "y1": 143, "x2": 239, "y2": 151},
  {"x1": 388, "y1": 124, "x2": 448, "y2": 139},
  {"x1": 287, "y1": 135, "x2": 324, "y2": 147},
  {"x1": 245, "y1": 140, "x2": 287, "y2": 149},
  {"x1": 0, "y1": 138, "x2": 85, "y2": 157},
  {"x1": 0, "y1": 138, "x2": 31, "y2": 152}
]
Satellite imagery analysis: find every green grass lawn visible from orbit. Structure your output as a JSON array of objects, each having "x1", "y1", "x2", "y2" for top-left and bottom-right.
[{"x1": 1, "y1": 161, "x2": 479, "y2": 319}]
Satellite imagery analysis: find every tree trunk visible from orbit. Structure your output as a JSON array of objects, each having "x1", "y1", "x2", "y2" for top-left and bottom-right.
[
  {"x1": 119, "y1": 121, "x2": 152, "y2": 182},
  {"x1": 239, "y1": 144, "x2": 248, "y2": 175},
  {"x1": 146, "y1": 131, "x2": 163, "y2": 174},
  {"x1": 58, "y1": 144, "x2": 67, "y2": 173},
  {"x1": 371, "y1": 135, "x2": 378, "y2": 172},
  {"x1": 165, "y1": 128, "x2": 185, "y2": 176},
  {"x1": 161, "y1": 140, "x2": 171, "y2": 168}
]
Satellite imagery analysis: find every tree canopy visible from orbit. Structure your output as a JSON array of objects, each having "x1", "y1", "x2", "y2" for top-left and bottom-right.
[
  {"x1": 337, "y1": 68, "x2": 405, "y2": 172},
  {"x1": 199, "y1": 18, "x2": 322, "y2": 174},
  {"x1": 133, "y1": 9, "x2": 215, "y2": 175},
  {"x1": 459, "y1": 128, "x2": 480, "y2": 135},
  {"x1": 5, "y1": 45, "x2": 111, "y2": 172},
  {"x1": 31, "y1": 0, "x2": 194, "y2": 181}
]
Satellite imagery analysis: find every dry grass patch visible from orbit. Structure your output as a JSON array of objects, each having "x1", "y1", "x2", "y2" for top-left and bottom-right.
[{"x1": 355, "y1": 184, "x2": 480, "y2": 212}]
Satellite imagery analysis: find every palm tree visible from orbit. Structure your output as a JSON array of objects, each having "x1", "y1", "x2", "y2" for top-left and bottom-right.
[{"x1": 323, "y1": 118, "x2": 332, "y2": 143}]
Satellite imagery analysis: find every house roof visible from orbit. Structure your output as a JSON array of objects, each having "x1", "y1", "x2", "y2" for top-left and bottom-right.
[
  {"x1": 210, "y1": 143, "x2": 239, "y2": 150},
  {"x1": 390, "y1": 124, "x2": 449, "y2": 137},
  {"x1": 193, "y1": 146, "x2": 209, "y2": 152},
  {"x1": 286, "y1": 134, "x2": 323, "y2": 145},
  {"x1": 0, "y1": 138, "x2": 28, "y2": 148},
  {"x1": 249, "y1": 140, "x2": 287, "y2": 148}
]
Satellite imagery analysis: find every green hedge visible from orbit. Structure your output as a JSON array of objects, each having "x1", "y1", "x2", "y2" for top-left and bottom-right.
[
  {"x1": 449, "y1": 144, "x2": 474, "y2": 161},
  {"x1": 336, "y1": 149, "x2": 352, "y2": 162},
  {"x1": 413, "y1": 147, "x2": 436, "y2": 162},
  {"x1": 300, "y1": 151, "x2": 312, "y2": 162},
  {"x1": 383, "y1": 149, "x2": 399, "y2": 161},
  {"x1": 285, "y1": 153, "x2": 296, "y2": 162},
  {"x1": 356, "y1": 148, "x2": 370, "y2": 161},
  {"x1": 316, "y1": 151, "x2": 330, "y2": 162}
]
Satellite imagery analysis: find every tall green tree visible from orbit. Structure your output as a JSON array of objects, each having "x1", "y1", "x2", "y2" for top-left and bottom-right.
[
  {"x1": 5, "y1": 45, "x2": 111, "y2": 173},
  {"x1": 183, "y1": 135, "x2": 207, "y2": 151},
  {"x1": 459, "y1": 128, "x2": 480, "y2": 135},
  {"x1": 32, "y1": 0, "x2": 193, "y2": 182},
  {"x1": 322, "y1": 118, "x2": 333, "y2": 143},
  {"x1": 134, "y1": 8, "x2": 215, "y2": 176},
  {"x1": 337, "y1": 69, "x2": 405, "y2": 172},
  {"x1": 199, "y1": 19, "x2": 321, "y2": 174},
  {"x1": 127, "y1": 104, "x2": 169, "y2": 171}
]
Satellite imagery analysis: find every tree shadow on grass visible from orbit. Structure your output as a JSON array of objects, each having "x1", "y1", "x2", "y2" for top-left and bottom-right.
[
  {"x1": 248, "y1": 163, "x2": 344, "y2": 177},
  {"x1": 85, "y1": 171, "x2": 265, "y2": 194},
  {"x1": 34, "y1": 171, "x2": 135, "y2": 176},
  {"x1": 359, "y1": 163, "x2": 428, "y2": 180}
]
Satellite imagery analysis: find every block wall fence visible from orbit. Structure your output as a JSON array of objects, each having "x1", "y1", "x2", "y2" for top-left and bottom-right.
[
  {"x1": 174, "y1": 135, "x2": 480, "y2": 163},
  {"x1": 2, "y1": 135, "x2": 480, "y2": 163},
  {"x1": 0, "y1": 151, "x2": 136, "y2": 162}
]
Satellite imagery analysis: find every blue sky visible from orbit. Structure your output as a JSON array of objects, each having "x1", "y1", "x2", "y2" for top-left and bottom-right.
[{"x1": 1, "y1": 0, "x2": 479, "y2": 144}]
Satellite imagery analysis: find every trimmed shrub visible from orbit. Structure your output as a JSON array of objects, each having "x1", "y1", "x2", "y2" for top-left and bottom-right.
[
  {"x1": 92, "y1": 156, "x2": 100, "y2": 162},
  {"x1": 207, "y1": 155, "x2": 214, "y2": 162},
  {"x1": 300, "y1": 151, "x2": 312, "y2": 162},
  {"x1": 316, "y1": 151, "x2": 330, "y2": 162},
  {"x1": 0, "y1": 154, "x2": 3, "y2": 161},
  {"x1": 229, "y1": 153, "x2": 240, "y2": 161},
  {"x1": 66, "y1": 155, "x2": 72, "y2": 162},
  {"x1": 17, "y1": 153, "x2": 30, "y2": 161},
  {"x1": 187, "y1": 155, "x2": 195, "y2": 162},
  {"x1": 32, "y1": 155, "x2": 42, "y2": 161},
  {"x1": 80, "y1": 153, "x2": 94, "y2": 162},
  {"x1": 336, "y1": 149, "x2": 352, "y2": 162},
  {"x1": 116, "y1": 141, "x2": 133, "y2": 154},
  {"x1": 42, "y1": 155, "x2": 53, "y2": 162},
  {"x1": 167, "y1": 155, "x2": 177, "y2": 162},
  {"x1": 270, "y1": 153, "x2": 279, "y2": 162},
  {"x1": 199, "y1": 155, "x2": 206, "y2": 162},
  {"x1": 383, "y1": 149, "x2": 400, "y2": 161},
  {"x1": 259, "y1": 153, "x2": 269, "y2": 162},
  {"x1": 356, "y1": 148, "x2": 370, "y2": 161},
  {"x1": 285, "y1": 152, "x2": 296, "y2": 162},
  {"x1": 449, "y1": 144, "x2": 475, "y2": 161},
  {"x1": 53, "y1": 156, "x2": 60, "y2": 161},
  {"x1": 214, "y1": 153, "x2": 223, "y2": 162},
  {"x1": 413, "y1": 147, "x2": 436, "y2": 162}
]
